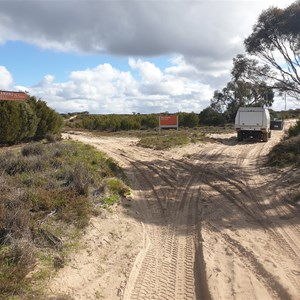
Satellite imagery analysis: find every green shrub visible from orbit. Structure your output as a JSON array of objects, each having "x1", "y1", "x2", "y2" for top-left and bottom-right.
[
  {"x1": 0, "y1": 96, "x2": 63, "y2": 145},
  {"x1": 0, "y1": 239, "x2": 35, "y2": 296},
  {"x1": 102, "y1": 194, "x2": 119, "y2": 206},
  {"x1": 288, "y1": 119, "x2": 300, "y2": 138},
  {"x1": 2, "y1": 155, "x2": 47, "y2": 176},
  {"x1": 179, "y1": 112, "x2": 199, "y2": 127},
  {"x1": 138, "y1": 131, "x2": 190, "y2": 150},
  {"x1": 268, "y1": 135, "x2": 300, "y2": 167},
  {"x1": 105, "y1": 178, "x2": 130, "y2": 196},
  {"x1": 22, "y1": 144, "x2": 45, "y2": 156},
  {"x1": 28, "y1": 97, "x2": 63, "y2": 140},
  {"x1": 68, "y1": 163, "x2": 90, "y2": 196},
  {"x1": 199, "y1": 107, "x2": 227, "y2": 126}
]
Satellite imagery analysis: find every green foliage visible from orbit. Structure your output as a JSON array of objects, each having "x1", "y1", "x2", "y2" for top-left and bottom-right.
[
  {"x1": 0, "y1": 102, "x2": 31, "y2": 144},
  {"x1": 288, "y1": 119, "x2": 300, "y2": 138},
  {"x1": 178, "y1": 112, "x2": 199, "y2": 128},
  {"x1": 0, "y1": 96, "x2": 63, "y2": 145},
  {"x1": 17, "y1": 103, "x2": 39, "y2": 142},
  {"x1": 268, "y1": 119, "x2": 300, "y2": 167},
  {"x1": 0, "y1": 240, "x2": 35, "y2": 298},
  {"x1": 199, "y1": 107, "x2": 227, "y2": 126},
  {"x1": 231, "y1": 55, "x2": 275, "y2": 107},
  {"x1": 69, "y1": 112, "x2": 203, "y2": 132},
  {"x1": 80, "y1": 114, "x2": 142, "y2": 131},
  {"x1": 102, "y1": 194, "x2": 119, "y2": 206},
  {"x1": 28, "y1": 97, "x2": 63, "y2": 140},
  {"x1": 137, "y1": 130, "x2": 203, "y2": 150},
  {"x1": 139, "y1": 133, "x2": 189, "y2": 150},
  {"x1": 140, "y1": 114, "x2": 158, "y2": 129},
  {"x1": 268, "y1": 135, "x2": 300, "y2": 167},
  {"x1": 244, "y1": 1, "x2": 300, "y2": 98},
  {"x1": 211, "y1": 56, "x2": 275, "y2": 122},
  {"x1": 105, "y1": 177, "x2": 130, "y2": 196}
]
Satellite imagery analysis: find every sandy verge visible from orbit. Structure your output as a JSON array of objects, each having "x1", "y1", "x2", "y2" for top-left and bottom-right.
[
  {"x1": 46, "y1": 127, "x2": 299, "y2": 300},
  {"x1": 48, "y1": 204, "x2": 143, "y2": 300}
]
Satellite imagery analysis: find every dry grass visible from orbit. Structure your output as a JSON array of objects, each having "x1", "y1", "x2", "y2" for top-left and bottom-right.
[
  {"x1": 0, "y1": 140, "x2": 129, "y2": 299},
  {"x1": 137, "y1": 129, "x2": 210, "y2": 150}
]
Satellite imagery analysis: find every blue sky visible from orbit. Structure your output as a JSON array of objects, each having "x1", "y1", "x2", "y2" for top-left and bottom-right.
[
  {"x1": 0, "y1": 41, "x2": 173, "y2": 86},
  {"x1": 0, "y1": 0, "x2": 297, "y2": 114}
]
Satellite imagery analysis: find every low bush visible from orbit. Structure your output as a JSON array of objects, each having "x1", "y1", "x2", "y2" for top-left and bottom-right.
[
  {"x1": 0, "y1": 239, "x2": 35, "y2": 297},
  {"x1": 288, "y1": 119, "x2": 300, "y2": 138},
  {"x1": 102, "y1": 194, "x2": 119, "y2": 206},
  {"x1": 105, "y1": 177, "x2": 131, "y2": 196},
  {"x1": 0, "y1": 96, "x2": 63, "y2": 145},
  {"x1": 268, "y1": 119, "x2": 300, "y2": 168},
  {"x1": 137, "y1": 130, "x2": 207, "y2": 150},
  {"x1": 268, "y1": 135, "x2": 300, "y2": 167},
  {"x1": 22, "y1": 143, "x2": 45, "y2": 156}
]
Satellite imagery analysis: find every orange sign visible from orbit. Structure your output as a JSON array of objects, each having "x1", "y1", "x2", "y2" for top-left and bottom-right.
[
  {"x1": 0, "y1": 91, "x2": 28, "y2": 101},
  {"x1": 159, "y1": 115, "x2": 178, "y2": 126}
]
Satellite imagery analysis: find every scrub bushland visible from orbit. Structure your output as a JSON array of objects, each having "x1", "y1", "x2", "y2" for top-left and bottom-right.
[
  {"x1": 268, "y1": 119, "x2": 300, "y2": 206},
  {"x1": 137, "y1": 129, "x2": 213, "y2": 150},
  {"x1": 0, "y1": 140, "x2": 129, "y2": 300},
  {"x1": 268, "y1": 119, "x2": 300, "y2": 167}
]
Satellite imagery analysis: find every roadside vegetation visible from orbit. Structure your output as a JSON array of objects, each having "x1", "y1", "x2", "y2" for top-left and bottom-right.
[
  {"x1": 137, "y1": 129, "x2": 216, "y2": 150},
  {"x1": 64, "y1": 111, "x2": 236, "y2": 150},
  {"x1": 0, "y1": 140, "x2": 130, "y2": 300},
  {"x1": 0, "y1": 96, "x2": 63, "y2": 145},
  {"x1": 268, "y1": 119, "x2": 300, "y2": 167},
  {"x1": 64, "y1": 111, "x2": 227, "y2": 132}
]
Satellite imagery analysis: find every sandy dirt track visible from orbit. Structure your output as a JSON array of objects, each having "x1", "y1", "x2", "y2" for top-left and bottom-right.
[{"x1": 48, "y1": 125, "x2": 300, "y2": 300}]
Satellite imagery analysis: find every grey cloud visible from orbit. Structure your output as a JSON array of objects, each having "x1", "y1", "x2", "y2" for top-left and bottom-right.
[
  {"x1": 0, "y1": 1, "x2": 263, "y2": 62},
  {"x1": 1, "y1": 0, "x2": 291, "y2": 114},
  {"x1": 139, "y1": 82, "x2": 171, "y2": 96}
]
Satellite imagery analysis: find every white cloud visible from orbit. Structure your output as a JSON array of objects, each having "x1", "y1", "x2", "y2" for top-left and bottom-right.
[
  {"x1": 0, "y1": 66, "x2": 13, "y2": 89},
  {"x1": 18, "y1": 58, "x2": 214, "y2": 114},
  {"x1": 129, "y1": 58, "x2": 163, "y2": 82},
  {"x1": 1, "y1": 0, "x2": 296, "y2": 113},
  {"x1": 0, "y1": 1, "x2": 295, "y2": 63}
]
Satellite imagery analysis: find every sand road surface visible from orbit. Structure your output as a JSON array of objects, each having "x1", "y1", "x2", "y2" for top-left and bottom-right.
[{"x1": 48, "y1": 126, "x2": 300, "y2": 300}]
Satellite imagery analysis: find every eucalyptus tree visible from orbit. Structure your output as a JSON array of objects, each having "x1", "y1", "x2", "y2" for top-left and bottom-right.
[
  {"x1": 211, "y1": 69, "x2": 274, "y2": 122},
  {"x1": 244, "y1": 1, "x2": 300, "y2": 99}
]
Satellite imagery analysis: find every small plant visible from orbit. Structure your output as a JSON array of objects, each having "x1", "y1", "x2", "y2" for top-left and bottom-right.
[
  {"x1": 0, "y1": 239, "x2": 35, "y2": 297},
  {"x1": 22, "y1": 144, "x2": 45, "y2": 156},
  {"x1": 106, "y1": 177, "x2": 130, "y2": 196},
  {"x1": 45, "y1": 133, "x2": 61, "y2": 143},
  {"x1": 102, "y1": 194, "x2": 119, "y2": 206},
  {"x1": 68, "y1": 163, "x2": 90, "y2": 196}
]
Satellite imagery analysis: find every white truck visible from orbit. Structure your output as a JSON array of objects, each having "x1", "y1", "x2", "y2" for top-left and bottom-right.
[{"x1": 235, "y1": 107, "x2": 271, "y2": 142}]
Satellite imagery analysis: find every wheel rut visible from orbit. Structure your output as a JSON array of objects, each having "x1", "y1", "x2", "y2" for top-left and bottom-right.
[{"x1": 66, "y1": 132, "x2": 300, "y2": 300}]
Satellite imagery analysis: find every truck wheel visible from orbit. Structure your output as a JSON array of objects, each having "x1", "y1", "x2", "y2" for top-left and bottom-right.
[
  {"x1": 237, "y1": 131, "x2": 243, "y2": 141},
  {"x1": 263, "y1": 132, "x2": 268, "y2": 142}
]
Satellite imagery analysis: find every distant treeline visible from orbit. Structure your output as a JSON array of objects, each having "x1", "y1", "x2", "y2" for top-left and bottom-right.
[
  {"x1": 64, "y1": 107, "x2": 300, "y2": 132},
  {"x1": 270, "y1": 108, "x2": 300, "y2": 120},
  {"x1": 0, "y1": 96, "x2": 63, "y2": 145},
  {"x1": 65, "y1": 111, "x2": 223, "y2": 131}
]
